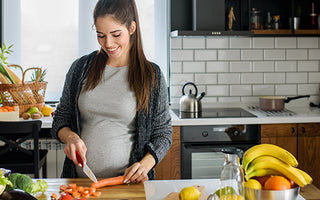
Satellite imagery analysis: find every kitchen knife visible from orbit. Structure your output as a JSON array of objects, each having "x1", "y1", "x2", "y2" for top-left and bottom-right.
[{"x1": 76, "y1": 151, "x2": 98, "y2": 183}]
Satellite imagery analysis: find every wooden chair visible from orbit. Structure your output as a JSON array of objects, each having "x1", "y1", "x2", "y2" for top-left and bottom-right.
[{"x1": 0, "y1": 120, "x2": 48, "y2": 178}]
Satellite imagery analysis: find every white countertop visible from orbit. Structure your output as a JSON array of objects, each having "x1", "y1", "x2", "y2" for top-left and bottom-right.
[
  {"x1": 144, "y1": 179, "x2": 305, "y2": 200},
  {"x1": 170, "y1": 103, "x2": 320, "y2": 126},
  {"x1": 34, "y1": 102, "x2": 320, "y2": 128}
]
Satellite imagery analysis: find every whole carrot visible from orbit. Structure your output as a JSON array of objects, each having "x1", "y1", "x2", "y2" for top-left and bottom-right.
[{"x1": 91, "y1": 175, "x2": 126, "y2": 188}]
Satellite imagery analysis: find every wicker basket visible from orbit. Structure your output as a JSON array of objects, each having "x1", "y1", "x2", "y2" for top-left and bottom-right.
[{"x1": 0, "y1": 65, "x2": 47, "y2": 116}]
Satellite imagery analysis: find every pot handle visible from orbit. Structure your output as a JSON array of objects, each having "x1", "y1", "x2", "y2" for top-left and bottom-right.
[
  {"x1": 182, "y1": 82, "x2": 198, "y2": 96},
  {"x1": 284, "y1": 95, "x2": 310, "y2": 103}
]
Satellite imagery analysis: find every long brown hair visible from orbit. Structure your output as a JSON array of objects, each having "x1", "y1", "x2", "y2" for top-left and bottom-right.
[{"x1": 83, "y1": 0, "x2": 155, "y2": 113}]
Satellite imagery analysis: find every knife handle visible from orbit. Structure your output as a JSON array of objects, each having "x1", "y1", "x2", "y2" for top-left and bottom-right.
[{"x1": 76, "y1": 151, "x2": 84, "y2": 168}]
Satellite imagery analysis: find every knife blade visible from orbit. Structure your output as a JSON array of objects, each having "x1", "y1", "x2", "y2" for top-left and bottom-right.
[{"x1": 76, "y1": 151, "x2": 98, "y2": 183}]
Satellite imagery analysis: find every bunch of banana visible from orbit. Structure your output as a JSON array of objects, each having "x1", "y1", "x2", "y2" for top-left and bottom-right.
[{"x1": 242, "y1": 144, "x2": 312, "y2": 187}]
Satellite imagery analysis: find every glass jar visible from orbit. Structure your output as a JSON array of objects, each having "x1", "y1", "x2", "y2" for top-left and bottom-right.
[
  {"x1": 251, "y1": 8, "x2": 262, "y2": 30},
  {"x1": 273, "y1": 15, "x2": 281, "y2": 30},
  {"x1": 219, "y1": 148, "x2": 244, "y2": 199}
]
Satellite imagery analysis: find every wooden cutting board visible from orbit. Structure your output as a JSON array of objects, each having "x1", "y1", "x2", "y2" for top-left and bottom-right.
[
  {"x1": 164, "y1": 185, "x2": 208, "y2": 200},
  {"x1": 35, "y1": 178, "x2": 146, "y2": 200}
]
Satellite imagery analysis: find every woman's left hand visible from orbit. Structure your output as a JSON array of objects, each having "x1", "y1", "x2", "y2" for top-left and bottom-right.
[{"x1": 124, "y1": 162, "x2": 149, "y2": 183}]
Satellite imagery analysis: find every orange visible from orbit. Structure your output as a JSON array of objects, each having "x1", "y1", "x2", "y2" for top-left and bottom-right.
[{"x1": 264, "y1": 175, "x2": 291, "y2": 190}]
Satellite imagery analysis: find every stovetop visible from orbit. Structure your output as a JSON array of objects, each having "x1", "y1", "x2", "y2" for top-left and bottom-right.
[{"x1": 172, "y1": 107, "x2": 257, "y2": 119}]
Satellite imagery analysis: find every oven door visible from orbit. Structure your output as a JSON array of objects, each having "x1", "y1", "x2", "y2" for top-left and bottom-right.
[{"x1": 181, "y1": 143, "x2": 255, "y2": 179}]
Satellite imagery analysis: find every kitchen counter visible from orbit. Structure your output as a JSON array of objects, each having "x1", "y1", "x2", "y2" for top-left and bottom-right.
[
  {"x1": 170, "y1": 104, "x2": 320, "y2": 126},
  {"x1": 34, "y1": 178, "x2": 320, "y2": 200}
]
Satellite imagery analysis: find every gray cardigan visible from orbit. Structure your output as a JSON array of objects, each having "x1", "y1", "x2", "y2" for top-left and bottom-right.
[{"x1": 51, "y1": 51, "x2": 172, "y2": 179}]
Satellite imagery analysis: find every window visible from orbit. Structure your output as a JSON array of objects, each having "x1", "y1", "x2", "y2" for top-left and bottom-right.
[{"x1": 2, "y1": 0, "x2": 168, "y2": 102}]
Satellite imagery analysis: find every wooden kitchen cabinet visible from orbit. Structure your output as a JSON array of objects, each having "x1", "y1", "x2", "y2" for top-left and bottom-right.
[
  {"x1": 154, "y1": 126, "x2": 180, "y2": 180},
  {"x1": 261, "y1": 123, "x2": 320, "y2": 188}
]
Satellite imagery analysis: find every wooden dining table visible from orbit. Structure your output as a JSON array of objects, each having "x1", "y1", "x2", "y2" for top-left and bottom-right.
[{"x1": 34, "y1": 178, "x2": 320, "y2": 200}]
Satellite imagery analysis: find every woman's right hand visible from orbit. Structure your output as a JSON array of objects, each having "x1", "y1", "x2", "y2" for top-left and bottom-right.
[{"x1": 58, "y1": 127, "x2": 87, "y2": 167}]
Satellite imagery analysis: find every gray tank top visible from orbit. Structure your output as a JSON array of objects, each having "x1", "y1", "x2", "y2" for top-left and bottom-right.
[{"x1": 77, "y1": 65, "x2": 136, "y2": 178}]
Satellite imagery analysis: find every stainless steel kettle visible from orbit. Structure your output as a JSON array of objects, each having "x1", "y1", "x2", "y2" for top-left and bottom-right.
[{"x1": 179, "y1": 82, "x2": 205, "y2": 115}]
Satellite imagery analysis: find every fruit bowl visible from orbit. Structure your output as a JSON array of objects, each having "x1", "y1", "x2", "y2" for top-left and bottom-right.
[{"x1": 244, "y1": 186, "x2": 300, "y2": 200}]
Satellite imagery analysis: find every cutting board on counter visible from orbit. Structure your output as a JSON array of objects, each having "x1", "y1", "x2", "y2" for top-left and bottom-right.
[
  {"x1": 164, "y1": 185, "x2": 208, "y2": 200},
  {"x1": 35, "y1": 178, "x2": 145, "y2": 200}
]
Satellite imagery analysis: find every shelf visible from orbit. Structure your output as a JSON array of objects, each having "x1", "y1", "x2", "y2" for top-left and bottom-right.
[
  {"x1": 170, "y1": 30, "x2": 254, "y2": 37},
  {"x1": 252, "y1": 29, "x2": 292, "y2": 35},
  {"x1": 294, "y1": 29, "x2": 320, "y2": 35}
]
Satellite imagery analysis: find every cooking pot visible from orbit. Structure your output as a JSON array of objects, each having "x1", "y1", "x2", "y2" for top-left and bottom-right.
[
  {"x1": 259, "y1": 95, "x2": 310, "y2": 111},
  {"x1": 179, "y1": 82, "x2": 205, "y2": 117}
]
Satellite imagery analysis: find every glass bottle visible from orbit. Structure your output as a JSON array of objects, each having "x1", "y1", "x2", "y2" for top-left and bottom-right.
[
  {"x1": 265, "y1": 12, "x2": 273, "y2": 30},
  {"x1": 251, "y1": 8, "x2": 262, "y2": 30},
  {"x1": 219, "y1": 148, "x2": 244, "y2": 199}
]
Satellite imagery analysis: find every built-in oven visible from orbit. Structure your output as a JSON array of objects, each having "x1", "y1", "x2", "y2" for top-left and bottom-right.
[
  {"x1": 172, "y1": 107, "x2": 260, "y2": 179},
  {"x1": 180, "y1": 124, "x2": 260, "y2": 179}
]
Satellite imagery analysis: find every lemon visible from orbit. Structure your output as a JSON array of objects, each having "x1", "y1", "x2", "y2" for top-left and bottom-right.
[
  {"x1": 27, "y1": 106, "x2": 39, "y2": 115},
  {"x1": 41, "y1": 105, "x2": 53, "y2": 116},
  {"x1": 179, "y1": 186, "x2": 201, "y2": 200},
  {"x1": 243, "y1": 179, "x2": 262, "y2": 190},
  {"x1": 214, "y1": 186, "x2": 236, "y2": 198},
  {"x1": 220, "y1": 194, "x2": 245, "y2": 200}
]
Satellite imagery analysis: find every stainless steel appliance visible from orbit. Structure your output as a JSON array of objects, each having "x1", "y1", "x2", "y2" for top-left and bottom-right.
[{"x1": 172, "y1": 107, "x2": 260, "y2": 179}]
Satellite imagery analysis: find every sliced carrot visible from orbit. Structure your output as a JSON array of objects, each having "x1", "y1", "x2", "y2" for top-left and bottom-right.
[
  {"x1": 92, "y1": 191, "x2": 102, "y2": 197},
  {"x1": 65, "y1": 188, "x2": 73, "y2": 194},
  {"x1": 82, "y1": 193, "x2": 90, "y2": 198},
  {"x1": 51, "y1": 193, "x2": 58, "y2": 200},
  {"x1": 72, "y1": 191, "x2": 81, "y2": 198},
  {"x1": 91, "y1": 175, "x2": 125, "y2": 188},
  {"x1": 59, "y1": 185, "x2": 67, "y2": 191},
  {"x1": 68, "y1": 183, "x2": 77, "y2": 189},
  {"x1": 77, "y1": 186, "x2": 84, "y2": 193}
]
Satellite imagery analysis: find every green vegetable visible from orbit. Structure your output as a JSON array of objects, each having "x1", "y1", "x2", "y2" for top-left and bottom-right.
[
  {"x1": 6, "y1": 173, "x2": 47, "y2": 195},
  {"x1": 0, "y1": 43, "x2": 13, "y2": 65},
  {"x1": 0, "y1": 62, "x2": 15, "y2": 84},
  {"x1": 0, "y1": 174, "x2": 12, "y2": 196}
]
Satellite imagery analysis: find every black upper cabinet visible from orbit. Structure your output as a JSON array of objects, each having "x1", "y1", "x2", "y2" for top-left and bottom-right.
[{"x1": 171, "y1": 0, "x2": 320, "y2": 36}]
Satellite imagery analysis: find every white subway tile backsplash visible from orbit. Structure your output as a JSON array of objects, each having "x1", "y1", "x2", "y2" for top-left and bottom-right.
[
  {"x1": 170, "y1": 61, "x2": 182, "y2": 73},
  {"x1": 264, "y1": 49, "x2": 286, "y2": 60},
  {"x1": 230, "y1": 85, "x2": 252, "y2": 96},
  {"x1": 183, "y1": 61, "x2": 206, "y2": 73},
  {"x1": 275, "y1": 37, "x2": 297, "y2": 48},
  {"x1": 275, "y1": 61, "x2": 297, "y2": 72},
  {"x1": 207, "y1": 61, "x2": 229, "y2": 72},
  {"x1": 253, "y1": 61, "x2": 274, "y2": 72},
  {"x1": 308, "y1": 72, "x2": 320, "y2": 83},
  {"x1": 253, "y1": 85, "x2": 275, "y2": 96},
  {"x1": 286, "y1": 49, "x2": 308, "y2": 60},
  {"x1": 230, "y1": 38, "x2": 251, "y2": 48},
  {"x1": 218, "y1": 73, "x2": 240, "y2": 84},
  {"x1": 170, "y1": 73, "x2": 194, "y2": 85},
  {"x1": 264, "y1": 73, "x2": 286, "y2": 84},
  {"x1": 206, "y1": 37, "x2": 229, "y2": 48},
  {"x1": 241, "y1": 50, "x2": 263, "y2": 60},
  {"x1": 207, "y1": 85, "x2": 229, "y2": 96},
  {"x1": 253, "y1": 37, "x2": 274, "y2": 48},
  {"x1": 183, "y1": 37, "x2": 205, "y2": 49},
  {"x1": 275, "y1": 84, "x2": 297, "y2": 95},
  {"x1": 298, "y1": 61, "x2": 319, "y2": 71},
  {"x1": 241, "y1": 73, "x2": 263, "y2": 84},
  {"x1": 298, "y1": 84, "x2": 319, "y2": 95},
  {"x1": 171, "y1": 37, "x2": 182, "y2": 49},
  {"x1": 195, "y1": 74, "x2": 217, "y2": 84},
  {"x1": 170, "y1": 36, "x2": 320, "y2": 105},
  {"x1": 297, "y1": 37, "x2": 319, "y2": 48},
  {"x1": 195, "y1": 50, "x2": 217, "y2": 61},
  {"x1": 171, "y1": 49, "x2": 194, "y2": 61},
  {"x1": 218, "y1": 50, "x2": 240, "y2": 60},
  {"x1": 286, "y1": 72, "x2": 308, "y2": 83},
  {"x1": 230, "y1": 61, "x2": 251, "y2": 72},
  {"x1": 309, "y1": 49, "x2": 320, "y2": 60}
]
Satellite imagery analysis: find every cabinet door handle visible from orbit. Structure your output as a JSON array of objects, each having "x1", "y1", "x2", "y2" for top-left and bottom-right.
[
  {"x1": 291, "y1": 127, "x2": 295, "y2": 134},
  {"x1": 301, "y1": 127, "x2": 306, "y2": 134}
]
